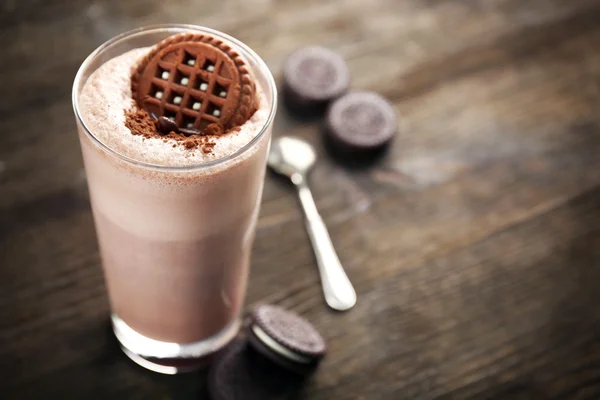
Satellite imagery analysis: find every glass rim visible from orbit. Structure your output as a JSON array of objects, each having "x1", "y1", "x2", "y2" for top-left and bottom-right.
[{"x1": 72, "y1": 24, "x2": 277, "y2": 171}]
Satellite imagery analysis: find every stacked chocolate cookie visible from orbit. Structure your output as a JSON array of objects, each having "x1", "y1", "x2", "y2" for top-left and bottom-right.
[
  {"x1": 282, "y1": 46, "x2": 398, "y2": 159},
  {"x1": 209, "y1": 305, "x2": 326, "y2": 400}
]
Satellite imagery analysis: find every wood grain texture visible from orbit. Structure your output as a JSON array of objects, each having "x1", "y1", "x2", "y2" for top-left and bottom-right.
[{"x1": 1, "y1": 0, "x2": 600, "y2": 398}]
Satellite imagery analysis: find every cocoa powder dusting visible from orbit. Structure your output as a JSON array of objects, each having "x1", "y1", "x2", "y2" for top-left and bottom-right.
[
  {"x1": 124, "y1": 108, "x2": 219, "y2": 154},
  {"x1": 124, "y1": 109, "x2": 159, "y2": 139}
]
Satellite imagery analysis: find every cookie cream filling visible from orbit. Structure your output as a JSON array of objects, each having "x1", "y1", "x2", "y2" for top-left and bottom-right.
[{"x1": 252, "y1": 325, "x2": 312, "y2": 364}]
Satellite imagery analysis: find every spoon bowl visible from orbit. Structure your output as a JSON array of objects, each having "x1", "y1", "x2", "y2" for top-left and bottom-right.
[{"x1": 268, "y1": 136, "x2": 317, "y2": 179}]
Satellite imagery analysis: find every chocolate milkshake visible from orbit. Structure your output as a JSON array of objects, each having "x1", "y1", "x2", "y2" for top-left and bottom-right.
[{"x1": 72, "y1": 26, "x2": 276, "y2": 374}]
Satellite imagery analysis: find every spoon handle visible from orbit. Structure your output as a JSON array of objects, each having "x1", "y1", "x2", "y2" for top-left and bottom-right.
[{"x1": 295, "y1": 179, "x2": 357, "y2": 311}]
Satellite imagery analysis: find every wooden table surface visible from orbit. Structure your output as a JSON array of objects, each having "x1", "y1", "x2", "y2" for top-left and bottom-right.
[{"x1": 2, "y1": 0, "x2": 600, "y2": 398}]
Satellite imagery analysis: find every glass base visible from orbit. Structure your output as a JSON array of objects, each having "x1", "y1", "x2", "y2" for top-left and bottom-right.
[{"x1": 112, "y1": 314, "x2": 240, "y2": 374}]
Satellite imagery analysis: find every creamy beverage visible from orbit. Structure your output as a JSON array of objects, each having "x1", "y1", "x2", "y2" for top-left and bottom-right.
[{"x1": 72, "y1": 26, "x2": 276, "y2": 373}]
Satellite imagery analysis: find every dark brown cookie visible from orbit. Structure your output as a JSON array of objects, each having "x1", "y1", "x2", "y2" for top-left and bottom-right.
[
  {"x1": 131, "y1": 33, "x2": 258, "y2": 135},
  {"x1": 208, "y1": 340, "x2": 303, "y2": 400},
  {"x1": 247, "y1": 304, "x2": 326, "y2": 374},
  {"x1": 282, "y1": 47, "x2": 350, "y2": 113},
  {"x1": 326, "y1": 91, "x2": 397, "y2": 156}
]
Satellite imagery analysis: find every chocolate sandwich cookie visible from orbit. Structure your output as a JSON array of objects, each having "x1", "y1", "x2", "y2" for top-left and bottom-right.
[
  {"x1": 208, "y1": 340, "x2": 302, "y2": 400},
  {"x1": 283, "y1": 46, "x2": 350, "y2": 114},
  {"x1": 326, "y1": 91, "x2": 397, "y2": 157},
  {"x1": 131, "y1": 33, "x2": 258, "y2": 136},
  {"x1": 247, "y1": 304, "x2": 326, "y2": 374}
]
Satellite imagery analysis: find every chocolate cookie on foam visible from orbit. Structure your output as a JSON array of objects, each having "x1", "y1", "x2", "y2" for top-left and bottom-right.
[
  {"x1": 246, "y1": 304, "x2": 326, "y2": 374},
  {"x1": 131, "y1": 33, "x2": 258, "y2": 136}
]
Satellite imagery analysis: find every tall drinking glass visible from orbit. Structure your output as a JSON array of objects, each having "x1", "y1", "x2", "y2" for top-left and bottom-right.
[{"x1": 72, "y1": 25, "x2": 276, "y2": 374}]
